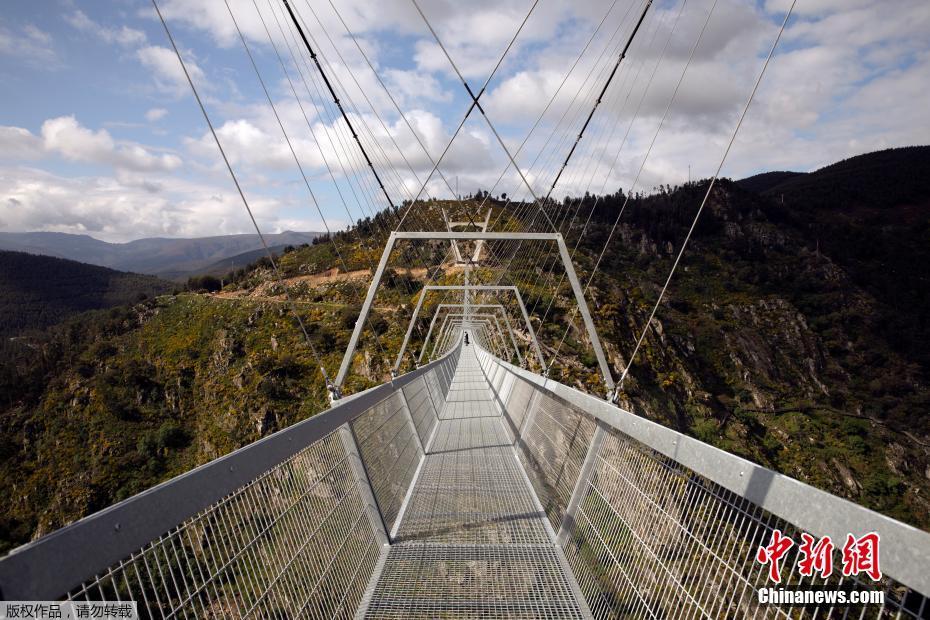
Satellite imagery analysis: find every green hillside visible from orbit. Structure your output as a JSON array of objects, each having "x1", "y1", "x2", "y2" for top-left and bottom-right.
[
  {"x1": 0, "y1": 251, "x2": 173, "y2": 338},
  {"x1": 2, "y1": 146, "x2": 930, "y2": 554}
]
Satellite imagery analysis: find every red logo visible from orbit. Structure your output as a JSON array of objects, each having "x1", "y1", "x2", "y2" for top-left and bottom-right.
[
  {"x1": 756, "y1": 529, "x2": 794, "y2": 583},
  {"x1": 798, "y1": 533, "x2": 833, "y2": 578},
  {"x1": 757, "y1": 530, "x2": 882, "y2": 583},
  {"x1": 841, "y1": 532, "x2": 882, "y2": 581}
]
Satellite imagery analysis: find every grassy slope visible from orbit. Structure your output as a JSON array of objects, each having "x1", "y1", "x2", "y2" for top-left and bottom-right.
[{"x1": 2, "y1": 148, "x2": 930, "y2": 552}]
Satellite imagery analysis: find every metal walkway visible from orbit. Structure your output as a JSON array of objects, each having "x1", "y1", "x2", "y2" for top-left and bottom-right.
[
  {"x1": 360, "y1": 347, "x2": 587, "y2": 618},
  {"x1": 2, "y1": 343, "x2": 929, "y2": 619}
]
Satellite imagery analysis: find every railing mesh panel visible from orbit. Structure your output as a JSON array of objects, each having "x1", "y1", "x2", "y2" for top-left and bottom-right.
[
  {"x1": 423, "y1": 368, "x2": 447, "y2": 416},
  {"x1": 435, "y1": 356, "x2": 454, "y2": 395},
  {"x1": 563, "y1": 425, "x2": 930, "y2": 619},
  {"x1": 516, "y1": 389, "x2": 597, "y2": 532},
  {"x1": 351, "y1": 392, "x2": 422, "y2": 533},
  {"x1": 66, "y1": 430, "x2": 380, "y2": 619},
  {"x1": 18, "y1": 348, "x2": 928, "y2": 619},
  {"x1": 402, "y1": 376, "x2": 437, "y2": 447},
  {"x1": 501, "y1": 374, "x2": 536, "y2": 438}
]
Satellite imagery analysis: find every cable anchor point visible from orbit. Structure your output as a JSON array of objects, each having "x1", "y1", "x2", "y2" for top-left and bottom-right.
[{"x1": 327, "y1": 382, "x2": 342, "y2": 405}]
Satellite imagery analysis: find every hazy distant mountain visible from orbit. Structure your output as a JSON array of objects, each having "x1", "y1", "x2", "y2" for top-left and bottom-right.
[
  {"x1": 0, "y1": 231, "x2": 321, "y2": 280},
  {"x1": 0, "y1": 250, "x2": 173, "y2": 337},
  {"x1": 187, "y1": 244, "x2": 292, "y2": 280}
]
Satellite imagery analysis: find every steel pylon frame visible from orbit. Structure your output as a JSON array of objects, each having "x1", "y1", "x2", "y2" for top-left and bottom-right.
[
  {"x1": 437, "y1": 313, "x2": 514, "y2": 358},
  {"x1": 414, "y1": 286, "x2": 543, "y2": 369},
  {"x1": 394, "y1": 289, "x2": 541, "y2": 373},
  {"x1": 433, "y1": 316, "x2": 503, "y2": 360},
  {"x1": 335, "y1": 231, "x2": 614, "y2": 396},
  {"x1": 442, "y1": 208, "x2": 491, "y2": 264},
  {"x1": 401, "y1": 303, "x2": 522, "y2": 369}
]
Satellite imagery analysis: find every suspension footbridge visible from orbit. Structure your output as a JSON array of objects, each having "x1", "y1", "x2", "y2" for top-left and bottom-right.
[{"x1": 1, "y1": 0, "x2": 929, "y2": 617}]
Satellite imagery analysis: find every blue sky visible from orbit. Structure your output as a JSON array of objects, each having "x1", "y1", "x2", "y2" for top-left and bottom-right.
[{"x1": 1, "y1": 0, "x2": 929, "y2": 241}]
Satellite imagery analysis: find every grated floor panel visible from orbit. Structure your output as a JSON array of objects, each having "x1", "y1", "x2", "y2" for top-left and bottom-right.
[
  {"x1": 362, "y1": 348, "x2": 587, "y2": 618},
  {"x1": 365, "y1": 544, "x2": 585, "y2": 619}
]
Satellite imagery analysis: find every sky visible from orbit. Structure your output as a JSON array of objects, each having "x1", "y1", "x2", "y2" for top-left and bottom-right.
[{"x1": 0, "y1": 0, "x2": 928, "y2": 242}]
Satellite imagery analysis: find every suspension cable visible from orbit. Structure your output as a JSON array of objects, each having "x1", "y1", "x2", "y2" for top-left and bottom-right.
[
  {"x1": 486, "y1": 4, "x2": 654, "y2": 318},
  {"x1": 548, "y1": 0, "x2": 720, "y2": 371},
  {"x1": 283, "y1": 0, "x2": 436, "y2": 231},
  {"x1": 411, "y1": 0, "x2": 560, "y2": 233},
  {"x1": 406, "y1": 0, "x2": 630, "y2": 298},
  {"x1": 280, "y1": 0, "x2": 397, "y2": 214},
  {"x1": 324, "y1": 0, "x2": 481, "y2": 225},
  {"x1": 618, "y1": 0, "x2": 797, "y2": 393},
  {"x1": 266, "y1": 0, "x2": 434, "y2": 300},
  {"x1": 395, "y1": 0, "x2": 541, "y2": 231},
  {"x1": 288, "y1": 0, "x2": 505, "y2": 282},
  {"x1": 526, "y1": 6, "x2": 669, "y2": 318},
  {"x1": 224, "y1": 0, "x2": 399, "y2": 367},
  {"x1": 535, "y1": 0, "x2": 686, "y2": 329},
  {"x1": 482, "y1": 4, "x2": 643, "y2": 282},
  {"x1": 544, "y1": 0, "x2": 652, "y2": 206},
  {"x1": 470, "y1": 0, "x2": 623, "y2": 228},
  {"x1": 150, "y1": 0, "x2": 335, "y2": 392}
]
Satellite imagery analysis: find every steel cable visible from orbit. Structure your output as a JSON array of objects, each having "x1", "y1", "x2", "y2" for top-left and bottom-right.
[{"x1": 617, "y1": 0, "x2": 798, "y2": 391}]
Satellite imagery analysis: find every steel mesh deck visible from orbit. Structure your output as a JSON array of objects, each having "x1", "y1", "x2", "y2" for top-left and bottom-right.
[
  {"x1": 365, "y1": 545, "x2": 584, "y2": 619},
  {"x1": 361, "y1": 348, "x2": 587, "y2": 618}
]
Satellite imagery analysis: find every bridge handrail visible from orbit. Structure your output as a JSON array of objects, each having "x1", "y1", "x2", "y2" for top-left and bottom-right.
[
  {"x1": 0, "y1": 345, "x2": 462, "y2": 601},
  {"x1": 479, "y1": 348, "x2": 930, "y2": 597}
]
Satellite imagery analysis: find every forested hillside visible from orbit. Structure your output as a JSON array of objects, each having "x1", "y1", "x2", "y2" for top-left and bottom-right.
[
  {"x1": 0, "y1": 251, "x2": 173, "y2": 338},
  {"x1": 1, "y1": 146, "x2": 929, "y2": 555}
]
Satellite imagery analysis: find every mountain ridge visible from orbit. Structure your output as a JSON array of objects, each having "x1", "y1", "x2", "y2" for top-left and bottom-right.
[
  {"x1": 0, "y1": 230, "x2": 321, "y2": 280},
  {"x1": 1, "y1": 145, "x2": 929, "y2": 553},
  {"x1": 0, "y1": 250, "x2": 173, "y2": 338}
]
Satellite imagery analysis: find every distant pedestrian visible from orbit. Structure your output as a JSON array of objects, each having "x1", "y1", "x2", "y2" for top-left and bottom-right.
[{"x1": 464, "y1": 333, "x2": 470, "y2": 346}]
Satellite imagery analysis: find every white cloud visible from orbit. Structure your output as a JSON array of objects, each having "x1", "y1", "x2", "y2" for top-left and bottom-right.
[
  {"x1": 384, "y1": 69, "x2": 452, "y2": 105},
  {"x1": 3, "y1": 0, "x2": 930, "y2": 242},
  {"x1": 145, "y1": 108, "x2": 169, "y2": 122},
  {"x1": 0, "y1": 166, "x2": 335, "y2": 242},
  {"x1": 475, "y1": 0, "x2": 930, "y2": 200},
  {"x1": 42, "y1": 116, "x2": 182, "y2": 172},
  {"x1": 0, "y1": 117, "x2": 181, "y2": 173},
  {"x1": 41, "y1": 117, "x2": 117, "y2": 163},
  {"x1": 136, "y1": 45, "x2": 206, "y2": 97},
  {"x1": 0, "y1": 126, "x2": 44, "y2": 160},
  {"x1": 0, "y1": 22, "x2": 59, "y2": 68},
  {"x1": 64, "y1": 10, "x2": 146, "y2": 47}
]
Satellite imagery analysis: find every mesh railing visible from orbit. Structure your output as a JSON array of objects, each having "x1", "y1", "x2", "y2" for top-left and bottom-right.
[
  {"x1": 565, "y1": 426, "x2": 930, "y2": 619},
  {"x1": 517, "y1": 387, "x2": 598, "y2": 533},
  {"x1": 351, "y1": 391, "x2": 422, "y2": 533},
  {"x1": 496, "y1": 365, "x2": 537, "y2": 440},
  {"x1": 423, "y1": 366, "x2": 447, "y2": 417},
  {"x1": 401, "y1": 376, "x2": 438, "y2": 447},
  {"x1": 4, "y1": 343, "x2": 928, "y2": 619},
  {"x1": 478, "y1": 349, "x2": 930, "y2": 620},
  {"x1": 66, "y1": 429, "x2": 379, "y2": 619},
  {"x1": 0, "y1": 347, "x2": 460, "y2": 618}
]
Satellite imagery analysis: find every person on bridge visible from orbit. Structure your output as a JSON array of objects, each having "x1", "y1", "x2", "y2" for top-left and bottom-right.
[{"x1": 464, "y1": 332, "x2": 470, "y2": 346}]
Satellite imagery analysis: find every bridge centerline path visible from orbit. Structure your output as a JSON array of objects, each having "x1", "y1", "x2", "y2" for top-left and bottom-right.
[{"x1": 358, "y1": 345, "x2": 590, "y2": 618}]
